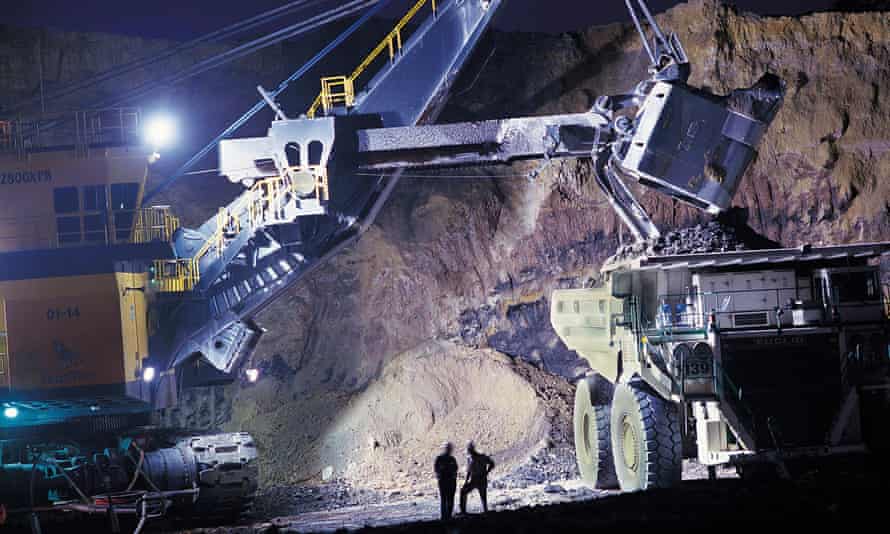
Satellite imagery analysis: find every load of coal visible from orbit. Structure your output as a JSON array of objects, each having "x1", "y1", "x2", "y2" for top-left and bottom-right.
[
  {"x1": 612, "y1": 209, "x2": 782, "y2": 261},
  {"x1": 613, "y1": 221, "x2": 745, "y2": 259}
]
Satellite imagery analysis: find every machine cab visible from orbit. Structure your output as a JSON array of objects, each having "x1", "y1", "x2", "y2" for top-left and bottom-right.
[
  {"x1": 0, "y1": 108, "x2": 154, "y2": 253},
  {"x1": 0, "y1": 109, "x2": 170, "y2": 411},
  {"x1": 814, "y1": 266, "x2": 885, "y2": 324}
]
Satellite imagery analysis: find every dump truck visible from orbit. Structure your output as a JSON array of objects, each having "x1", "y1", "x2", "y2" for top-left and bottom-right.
[{"x1": 552, "y1": 243, "x2": 890, "y2": 490}]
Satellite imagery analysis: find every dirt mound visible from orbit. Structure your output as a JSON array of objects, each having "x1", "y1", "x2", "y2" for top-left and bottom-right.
[
  {"x1": 246, "y1": 341, "x2": 578, "y2": 519},
  {"x1": 316, "y1": 340, "x2": 549, "y2": 490},
  {"x1": 225, "y1": 343, "x2": 574, "y2": 491}
]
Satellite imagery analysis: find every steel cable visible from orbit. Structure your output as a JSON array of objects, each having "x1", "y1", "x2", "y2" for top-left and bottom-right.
[
  {"x1": 144, "y1": 0, "x2": 391, "y2": 201},
  {"x1": 14, "y1": 0, "x2": 379, "y2": 158},
  {"x1": 4, "y1": 0, "x2": 325, "y2": 114},
  {"x1": 106, "y1": 0, "x2": 378, "y2": 109}
]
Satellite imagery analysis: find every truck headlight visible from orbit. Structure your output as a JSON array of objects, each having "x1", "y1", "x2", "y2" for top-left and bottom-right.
[{"x1": 3, "y1": 406, "x2": 18, "y2": 419}]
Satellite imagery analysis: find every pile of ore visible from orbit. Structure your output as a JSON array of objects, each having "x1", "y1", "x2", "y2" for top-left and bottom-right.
[
  {"x1": 614, "y1": 221, "x2": 747, "y2": 259},
  {"x1": 612, "y1": 214, "x2": 781, "y2": 261}
]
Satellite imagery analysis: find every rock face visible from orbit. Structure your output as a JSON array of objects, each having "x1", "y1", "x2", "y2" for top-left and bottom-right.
[{"x1": 214, "y1": 0, "x2": 890, "y2": 487}]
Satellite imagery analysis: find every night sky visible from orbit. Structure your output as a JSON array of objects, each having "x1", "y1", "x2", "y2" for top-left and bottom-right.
[{"x1": 1, "y1": 0, "x2": 837, "y2": 39}]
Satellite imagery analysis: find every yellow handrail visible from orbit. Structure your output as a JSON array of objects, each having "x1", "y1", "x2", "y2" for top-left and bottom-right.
[
  {"x1": 151, "y1": 165, "x2": 328, "y2": 292},
  {"x1": 151, "y1": 259, "x2": 200, "y2": 293},
  {"x1": 307, "y1": 0, "x2": 437, "y2": 118},
  {"x1": 319, "y1": 76, "x2": 355, "y2": 115},
  {"x1": 131, "y1": 206, "x2": 181, "y2": 244}
]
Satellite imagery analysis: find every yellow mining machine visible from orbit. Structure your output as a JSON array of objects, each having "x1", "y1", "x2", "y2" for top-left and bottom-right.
[{"x1": 0, "y1": 0, "x2": 502, "y2": 529}]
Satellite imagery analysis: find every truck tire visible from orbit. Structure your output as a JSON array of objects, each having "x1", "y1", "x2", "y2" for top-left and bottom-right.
[
  {"x1": 610, "y1": 379, "x2": 682, "y2": 491},
  {"x1": 574, "y1": 376, "x2": 618, "y2": 489}
]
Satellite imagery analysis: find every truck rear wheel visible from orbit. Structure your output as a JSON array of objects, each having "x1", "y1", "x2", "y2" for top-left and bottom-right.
[
  {"x1": 574, "y1": 376, "x2": 618, "y2": 489},
  {"x1": 610, "y1": 379, "x2": 682, "y2": 491}
]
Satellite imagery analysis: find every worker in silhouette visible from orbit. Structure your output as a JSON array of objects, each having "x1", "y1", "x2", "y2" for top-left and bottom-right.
[
  {"x1": 459, "y1": 441, "x2": 495, "y2": 514},
  {"x1": 434, "y1": 441, "x2": 458, "y2": 520}
]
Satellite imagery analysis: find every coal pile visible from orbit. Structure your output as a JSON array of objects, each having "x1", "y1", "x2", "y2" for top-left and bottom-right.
[
  {"x1": 492, "y1": 445, "x2": 579, "y2": 490},
  {"x1": 613, "y1": 221, "x2": 749, "y2": 260},
  {"x1": 612, "y1": 210, "x2": 782, "y2": 261}
]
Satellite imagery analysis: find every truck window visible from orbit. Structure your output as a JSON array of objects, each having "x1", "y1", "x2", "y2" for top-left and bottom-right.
[
  {"x1": 110, "y1": 182, "x2": 139, "y2": 241},
  {"x1": 831, "y1": 271, "x2": 879, "y2": 303},
  {"x1": 83, "y1": 214, "x2": 107, "y2": 242},
  {"x1": 814, "y1": 277, "x2": 826, "y2": 304}
]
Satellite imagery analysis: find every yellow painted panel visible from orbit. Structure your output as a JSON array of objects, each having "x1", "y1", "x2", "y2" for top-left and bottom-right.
[
  {"x1": 116, "y1": 272, "x2": 149, "y2": 382},
  {"x1": 0, "y1": 298, "x2": 8, "y2": 389},
  {"x1": 0, "y1": 273, "x2": 121, "y2": 300},
  {"x1": 0, "y1": 148, "x2": 148, "y2": 252},
  {"x1": 1, "y1": 274, "x2": 126, "y2": 390},
  {"x1": 0, "y1": 335, "x2": 7, "y2": 389},
  {"x1": 550, "y1": 287, "x2": 623, "y2": 382}
]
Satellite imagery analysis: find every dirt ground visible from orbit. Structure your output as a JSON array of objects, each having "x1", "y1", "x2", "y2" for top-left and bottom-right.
[
  {"x1": 11, "y1": 457, "x2": 881, "y2": 533},
  {"x1": 160, "y1": 455, "x2": 888, "y2": 533}
]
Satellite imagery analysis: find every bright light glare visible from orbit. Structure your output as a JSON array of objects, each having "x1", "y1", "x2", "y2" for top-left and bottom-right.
[
  {"x1": 144, "y1": 114, "x2": 177, "y2": 149},
  {"x1": 3, "y1": 406, "x2": 18, "y2": 419},
  {"x1": 245, "y1": 368, "x2": 260, "y2": 383},
  {"x1": 142, "y1": 366, "x2": 156, "y2": 383}
]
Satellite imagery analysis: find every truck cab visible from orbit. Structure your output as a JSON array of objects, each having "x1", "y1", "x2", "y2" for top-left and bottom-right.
[{"x1": 814, "y1": 266, "x2": 885, "y2": 324}]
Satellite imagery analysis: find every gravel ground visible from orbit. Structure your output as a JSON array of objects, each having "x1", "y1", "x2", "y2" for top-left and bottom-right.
[
  {"x1": 163, "y1": 460, "x2": 739, "y2": 533},
  {"x1": 9, "y1": 457, "x2": 875, "y2": 532},
  {"x1": 163, "y1": 456, "x2": 890, "y2": 533}
]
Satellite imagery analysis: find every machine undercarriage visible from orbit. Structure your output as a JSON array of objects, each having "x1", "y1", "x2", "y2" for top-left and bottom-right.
[{"x1": 0, "y1": 430, "x2": 256, "y2": 531}]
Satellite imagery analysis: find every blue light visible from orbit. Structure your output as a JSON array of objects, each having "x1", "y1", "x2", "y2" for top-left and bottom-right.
[{"x1": 3, "y1": 406, "x2": 18, "y2": 419}]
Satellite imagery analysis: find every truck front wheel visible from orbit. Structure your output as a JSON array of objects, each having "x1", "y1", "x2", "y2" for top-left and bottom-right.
[
  {"x1": 610, "y1": 379, "x2": 682, "y2": 491},
  {"x1": 573, "y1": 376, "x2": 618, "y2": 489}
]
